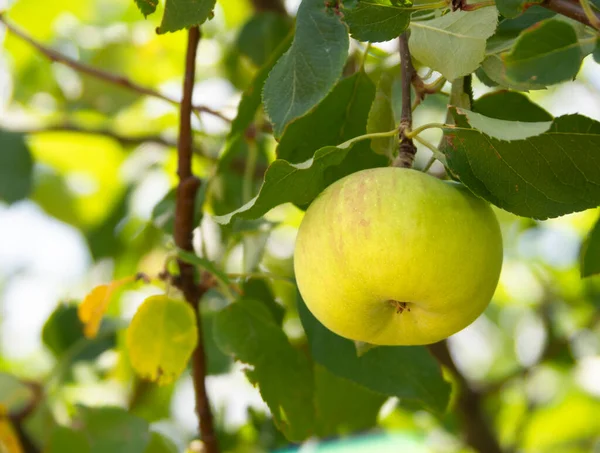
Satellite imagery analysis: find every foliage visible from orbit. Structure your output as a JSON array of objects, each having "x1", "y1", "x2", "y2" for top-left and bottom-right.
[{"x1": 0, "y1": 0, "x2": 600, "y2": 452}]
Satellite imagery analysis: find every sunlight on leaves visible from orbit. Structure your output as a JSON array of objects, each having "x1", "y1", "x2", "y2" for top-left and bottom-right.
[
  {"x1": 78, "y1": 277, "x2": 135, "y2": 338},
  {"x1": 127, "y1": 295, "x2": 198, "y2": 385}
]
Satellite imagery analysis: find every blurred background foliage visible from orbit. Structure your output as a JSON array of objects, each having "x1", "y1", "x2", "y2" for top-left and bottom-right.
[{"x1": 0, "y1": 0, "x2": 599, "y2": 452}]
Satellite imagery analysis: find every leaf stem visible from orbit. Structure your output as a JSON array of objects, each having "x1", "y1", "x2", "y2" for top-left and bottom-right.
[
  {"x1": 173, "y1": 27, "x2": 220, "y2": 453},
  {"x1": 0, "y1": 13, "x2": 230, "y2": 122},
  {"x1": 338, "y1": 128, "x2": 400, "y2": 149},
  {"x1": 414, "y1": 135, "x2": 447, "y2": 166},
  {"x1": 404, "y1": 123, "x2": 447, "y2": 138},
  {"x1": 411, "y1": 0, "x2": 450, "y2": 10},
  {"x1": 579, "y1": 0, "x2": 600, "y2": 30}
]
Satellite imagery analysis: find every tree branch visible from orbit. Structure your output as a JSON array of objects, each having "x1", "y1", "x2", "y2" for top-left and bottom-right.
[
  {"x1": 429, "y1": 341, "x2": 504, "y2": 453},
  {"x1": 251, "y1": 0, "x2": 288, "y2": 14},
  {"x1": 0, "y1": 13, "x2": 230, "y2": 123},
  {"x1": 540, "y1": 0, "x2": 600, "y2": 28},
  {"x1": 173, "y1": 27, "x2": 219, "y2": 453},
  {"x1": 393, "y1": 32, "x2": 417, "y2": 169}
]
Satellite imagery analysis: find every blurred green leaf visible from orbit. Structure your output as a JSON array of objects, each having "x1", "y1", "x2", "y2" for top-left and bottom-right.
[
  {"x1": 76, "y1": 406, "x2": 150, "y2": 453},
  {"x1": 343, "y1": 0, "x2": 411, "y2": 43},
  {"x1": 0, "y1": 373, "x2": 34, "y2": 415},
  {"x1": 237, "y1": 13, "x2": 292, "y2": 67},
  {"x1": 135, "y1": 0, "x2": 158, "y2": 17},
  {"x1": 0, "y1": 131, "x2": 33, "y2": 204},
  {"x1": 157, "y1": 0, "x2": 216, "y2": 34},
  {"x1": 581, "y1": 215, "x2": 600, "y2": 277},
  {"x1": 177, "y1": 249, "x2": 231, "y2": 285},
  {"x1": 409, "y1": 8, "x2": 497, "y2": 81},
  {"x1": 442, "y1": 110, "x2": 600, "y2": 219},
  {"x1": 473, "y1": 90, "x2": 553, "y2": 122},
  {"x1": 503, "y1": 20, "x2": 582, "y2": 86},
  {"x1": 263, "y1": 0, "x2": 349, "y2": 137},
  {"x1": 151, "y1": 184, "x2": 205, "y2": 236},
  {"x1": 43, "y1": 304, "x2": 117, "y2": 375},
  {"x1": 143, "y1": 431, "x2": 178, "y2": 453},
  {"x1": 46, "y1": 426, "x2": 90, "y2": 453},
  {"x1": 367, "y1": 73, "x2": 396, "y2": 158},
  {"x1": 314, "y1": 364, "x2": 387, "y2": 436},
  {"x1": 298, "y1": 294, "x2": 451, "y2": 413},
  {"x1": 201, "y1": 310, "x2": 233, "y2": 375},
  {"x1": 214, "y1": 300, "x2": 315, "y2": 441},
  {"x1": 242, "y1": 278, "x2": 285, "y2": 326}
]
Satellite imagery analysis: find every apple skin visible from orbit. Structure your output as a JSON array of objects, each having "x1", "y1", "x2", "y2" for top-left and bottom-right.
[{"x1": 294, "y1": 167, "x2": 503, "y2": 346}]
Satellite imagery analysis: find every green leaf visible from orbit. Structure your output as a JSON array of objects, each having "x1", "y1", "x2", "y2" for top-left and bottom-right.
[
  {"x1": 242, "y1": 278, "x2": 285, "y2": 326},
  {"x1": 277, "y1": 71, "x2": 382, "y2": 163},
  {"x1": 177, "y1": 249, "x2": 232, "y2": 286},
  {"x1": 367, "y1": 73, "x2": 396, "y2": 158},
  {"x1": 42, "y1": 304, "x2": 118, "y2": 379},
  {"x1": 495, "y1": 0, "x2": 542, "y2": 18},
  {"x1": 143, "y1": 432, "x2": 178, "y2": 453},
  {"x1": 343, "y1": 0, "x2": 411, "y2": 43},
  {"x1": 298, "y1": 294, "x2": 451, "y2": 413},
  {"x1": 237, "y1": 13, "x2": 292, "y2": 67},
  {"x1": 503, "y1": 19, "x2": 582, "y2": 85},
  {"x1": 151, "y1": 185, "x2": 205, "y2": 235},
  {"x1": 453, "y1": 108, "x2": 552, "y2": 141},
  {"x1": 442, "y1": 111, "x2": 600, "y2": 219},
  {"x1": 314, "y1": 364, "x2": 387, "y2": 436},
  {"x1": 594, "y1": 38, "x2": 600, "y2": 63},
  {"x1": 46, "y1": 426, "x2": 90, "y2": 453},
  {"x1": 134, "y1": 0, "x2": 158, "y2": 17},
  {"x1": 0, "y1": 131, "x2": 33, "y2": 204},
  {"x1": 157, "y1": 0, "x2": 216, "y2": 34},
  {"x1": 214, "y1": 300, "x2": 315, "y2": 441},
  {"x1": 213, "y1": 144, "x2": 354, "y2": 225},
  {"x1": 0, "y1": 373, "x2": 34, "y2": 414},
  {"x1": 77, "y1": 406, "x2": 150, "y2": 453},
  {"x1": 42, "y1": 304, "x2": 86, "y2": 358},
  {"x1": 473, "y1": 90, "x2": 553, "y2": 122},
  {"x1": 263, "y1": 0, "x2": 349, "y2": 137},
  {"x1": 480, "y1": 55, "x2": 546, "y2": 91},
  {"x1": 581, "y1": 216, "x2": 600, "y2": 278},
  {"x1": 200, "y1": 310, "x2": 233, "y2": 375},
  {"x1": 409, "y1": 8, "x2": 498, "y2": 81},
  {"x1": 127, "y1": 296, "x2": 198, "y2": 385}
]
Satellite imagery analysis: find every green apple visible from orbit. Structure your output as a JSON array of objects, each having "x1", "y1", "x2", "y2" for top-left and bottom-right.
[{"x1": 294, "y1": 167, "x2": 503, "y2": 346}]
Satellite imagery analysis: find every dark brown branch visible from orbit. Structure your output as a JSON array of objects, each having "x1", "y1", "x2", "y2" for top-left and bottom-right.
[
  {"x1": 429, "y1": 341, "x2": 504, "y2": 453},
  {"x1": 250, "y1": 0, "x2": 287, "y2": 14},
  {"x1": 393, "y1": 32, "x2": 418, "y2": 169},
  {"x1": 0, "y1": 13, "x2": 230, "y2": 123},
  {"x1": 173, "y1": 27, "x2": 219, "y2": 453},
  {"x1": 540, "y1": 0, "x2": 600, "y2": 28}
]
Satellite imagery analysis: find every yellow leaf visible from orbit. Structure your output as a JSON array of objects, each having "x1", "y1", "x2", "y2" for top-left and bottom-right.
[
  {"x1": 127, "y1": 295, "x2": 198, "y2": 385},
  {"x1": 0, "y1": 407, "x2": 23, "y2": 453},
  {"x1": 78, "y1": 277, "x2": 134, "y2": 338}
]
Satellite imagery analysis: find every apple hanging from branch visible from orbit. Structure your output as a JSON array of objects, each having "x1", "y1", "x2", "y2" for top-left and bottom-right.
[{"x1": 294, "y1": 167, "x2": 503, "y2": 346}]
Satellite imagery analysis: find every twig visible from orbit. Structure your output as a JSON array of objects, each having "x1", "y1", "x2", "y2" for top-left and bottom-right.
[
  {"x1": 540, "y1": 0, "x2": 600, "y2": 28},
  {"x1": 0, "y1": 13, "x2": 230, "y2": 122},
  {"x1": 173, "y1": 27, "x2": 219, "y2": 453},
  {"x1": 428, "y1": 341, "x2": 504, "y2": 453},
  {"x1": 393, "y1": 32, "x2": 418, "y2": 168}
]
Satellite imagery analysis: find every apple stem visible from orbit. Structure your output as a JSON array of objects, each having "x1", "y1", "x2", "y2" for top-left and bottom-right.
[{"x1": 394, "y1": 32, "x2": 418, "y2": 169}]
